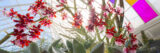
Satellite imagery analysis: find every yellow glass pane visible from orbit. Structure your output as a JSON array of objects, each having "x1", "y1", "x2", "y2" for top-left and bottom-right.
[{"x1": 126, "y1": 0, "x2": 138, "y2": 6}]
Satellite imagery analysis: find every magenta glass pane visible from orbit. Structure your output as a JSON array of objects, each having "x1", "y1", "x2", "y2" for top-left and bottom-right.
[
  {"x1": 132, "y1": 0, "x2": 158, "y2": 23},
  {"x1": 110, "y1": 0, "x2": 115, "y2": 4}
]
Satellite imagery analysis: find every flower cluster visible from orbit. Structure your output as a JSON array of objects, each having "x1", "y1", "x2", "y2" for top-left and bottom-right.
[
  {"x1": 61, "y1": 12, "x2": 67, "y2": 20},
  {"x1": 28, "y1": 0, "x2": 56, "y2": 18},
  {"x1": 102, "y1": 2, "x2": 123, "y2": 15},
  {"x1": 60, "y1": 0, "x2": 67, "y2": 4},
  {"x1": 86, "y1": 8, "x2": 107, "y2": 31},
  {"x1": 42, "y1": 7, "x2": 56, "y2": 18},
  {"x1": 28, "y1": 0, "x2": 56, "y2": 26},
  {"x1": 39, "y1": 18, "x2": 52, "y2": 26},
  {"x1": 115, "y1": 34, "x2": 126, "y2": 46},
  {"x1": 106, "y1": 27, "x2": 116, "y2": 39},
  {"x1": 123, "y1": 34, "x2": 138, "y2": 53},
  {"x1": 72, "y1": 12, "x2": 82, "y2": 28},
  {"x1": 3, "y1": 0, "x2": 56, "y2": 48},
  {"x1": 123, "y1": 23, "x2": 138, "y2": 53},
  {"x1": 126, "y1": 22, "x2": 134, "y2": 33},
  {"x1": 5, "y1": 8, "x2": 18, "y2": 18},
  {"x1": 14, "y1": 13, "x2": 34, "y2": 29},
  {"x1": 11, "y1": 29, "x2": 31, "y2": 47},
  {"x1": 29, "y1": 24, "x2": 44, "y2": 39},
  {"x1": 28, "y1": 0, "x2": 46, "y2": 15},
  {"x1": 8, "y1": 11, "x2": 41, "y2": 47},
  {"x1": 28, "y1": 0, "x2": 57, "y2": 26},
  {"x1": 86, "y1": 8, "x2": 98, "y2": 31},
  {"x1": 104, "y1": 22, "x2": 138, "y2": 53}
]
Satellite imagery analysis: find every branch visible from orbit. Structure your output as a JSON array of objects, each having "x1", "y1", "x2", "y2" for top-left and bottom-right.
[{"x1": 0, "y1": 32, "x2": 13, "y2": 45}]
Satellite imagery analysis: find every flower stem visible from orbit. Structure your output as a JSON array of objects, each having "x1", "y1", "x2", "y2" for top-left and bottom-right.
[{"x1": 0, "y1": 32, "x2": 13, "y2": 45}]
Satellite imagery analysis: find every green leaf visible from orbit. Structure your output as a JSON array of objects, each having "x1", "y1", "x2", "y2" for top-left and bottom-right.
[
  {"x1": 125, "y1": 39, "x2": 131, "y2": 47},
  {"x1": 141, "y1": 31, "x2": 148, "y2": 45},
  {"x1": 90, "y1": 42, "x2": 104, "y2": 53},
  {"x1": 107, "y1": 46, "x2": 122, "y2": 53},
  {"x1": 74, "y1": 26, "x2": 90, "y2": 40},
  {"x1": 95, "y1": 27, "x2": 102, "y2": 41},
  {"x1": 84, "y1": 40, "x2": 94, "y2": 49},
  {"x1": 51, "y1": 47, "x2": 64, "y2": 53},
  {"x1": 0, "y1": 48, "x2": 10, "y2": 53},
  {"x1": 66, "y1": 40, "x2": 73, "y2": 53},
  {"x1": 48, "y1": 39, "x2": 61, "y2": 53},
  {"x1": 73, "y1": 39, "x2": 86, "y2": 53},
  {"x1": 60, "y1": 33, "x2": 74, "y2": 39},
  {"x1": 111, "y1": 37, "x2": 115, "y2": 46},
  {"x1": 29, "y1": 42, "x2": 40, "y2": 53},
  {"x1": 137, "y1": 47, "x2": 149, "y2": 53}
]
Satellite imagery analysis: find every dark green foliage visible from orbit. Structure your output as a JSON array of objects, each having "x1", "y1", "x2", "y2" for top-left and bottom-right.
[
  {"x1": 66, "y1": 40, "x2": 73, "y2": 53},
  {"x1": 73, "y1": 39, "x2": 86, "y2": 53},
  {"x1": 48, "y1": 39, "x2": 61, "y2": 53},
  {"x1": 0, "y1": 48, "x2": 10, "y2": 53},
  {"x1": 90, "y1": 42, "x2": 104, "y2": 53},
  {"x1": 107, "y1": 46, "x2": 122, "y2": 53},
  {"x1": 29, "y1": 42, "x2": 40, "y2": 53}
]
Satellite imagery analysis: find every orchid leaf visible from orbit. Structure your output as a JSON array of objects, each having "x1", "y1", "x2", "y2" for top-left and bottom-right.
[
  {"x1": 84, "y1": 39, "x2": 94, "y2": 49},
  {"x1": 90, "y1": 42, "x2": 104, "y2": 53},
  {"x1": 51, "y1": 47, "x2": 64, "y2": 53},
  {"x1": 73, "y1": 39, "x2": 86, "y2": 53},
  {"x1": 60, "y1": 33, "x2": 74, "y2": 39},
  {"x1": 74, "y1": 26, "x2": 90, "y2": 40},
  {"x1": 66, "y1": 40, "x2": 73, "y2": 53},
  {"x1": 48, "y1": 39, "x2": 61, "y2": 53},
  {"x1": 141, "y1": 31, "x2": 148, "y2": 45},
  {"x1": 111, "y1": 37, "x2": 115, "y2": 45},
  {"x1": 95, "y1": 27, "x2": 102, "y2": 41},
  {"x1": 29, "y1": 42, "x2": 40, "y2": 53},
  {"x1": 107, "y1": 46, "x2": 122, "y2": 53},
  {"x1": 0, "y1": 48, "x2": 10, "y2": 53}
]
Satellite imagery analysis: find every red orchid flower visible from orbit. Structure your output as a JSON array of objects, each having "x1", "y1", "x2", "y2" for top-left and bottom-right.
[
  {"x1": 8, "y1": 8, "x2": 17, "y2": 18},
  {"x1": 72, "y1": 13, "x2": 82, "y2": 28},
  {"x1": 96, "y1": 18, "x2": 107, "y2": 31},
  {"x1": 26, "y1": 13, "x2": 34, "y2": 19},
  {"x1": 3, "y1": 0, "x2": 55, "y2": 48},
  {"x1": 60, "y1": 0, "x2": 67, "y2": 4},
  {"x1": 86, "y1": 8, "x2": 98, "y2": 31},
  {"x1": 11, "y1": 40, "x2": 31, "y2": 48},
  {"x1": 130, "y1": 33, "x2": 138, "y2": 45},
  {"x1": 61, "y1": 12, "x2": 67, "y2": 20},
  {"x1": 39, "y1": 19, "x2": 52, "y2": 26},
  {"x1": 43, "y1": 7, "x2": 56, "y2": 18},
  {"x1": 88, "y1": 0, "x2": 94, "y2": 5},
  {"x1": 29, "y1": 24, "x2": 43, "y2": 39},
  {"x1": 123, "y1": 45, "x2": 138, "y2": 53},
  {"x1": 123, "y1": 33, "x2": 138, "y2": 53},
  {"x1": 126, "y1": 22, "x2": 133, "y2": 33},
  {"x1": 106, "y1": 27, "x2": 116, "y2": 39},
  {"x1": 56, "y1": 4, "x2": 64, "y2": 7},
  {"x1": 28, "y1": 0, "x2": 46, "y2": 15},
  {"x1": 115, "y1": 34, "x2": 126, "y2": 46},
  {"x1": 12, "y1": 29, "x2": 24, "y2": 36},
  {"x1": 96, "y1": 18, "x2": 107, "y2": 26}
]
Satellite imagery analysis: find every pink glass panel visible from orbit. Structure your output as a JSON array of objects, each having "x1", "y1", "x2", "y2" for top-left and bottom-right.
[{"x1": 132, "y1": 0, "x2": 158, "y2": 23}]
